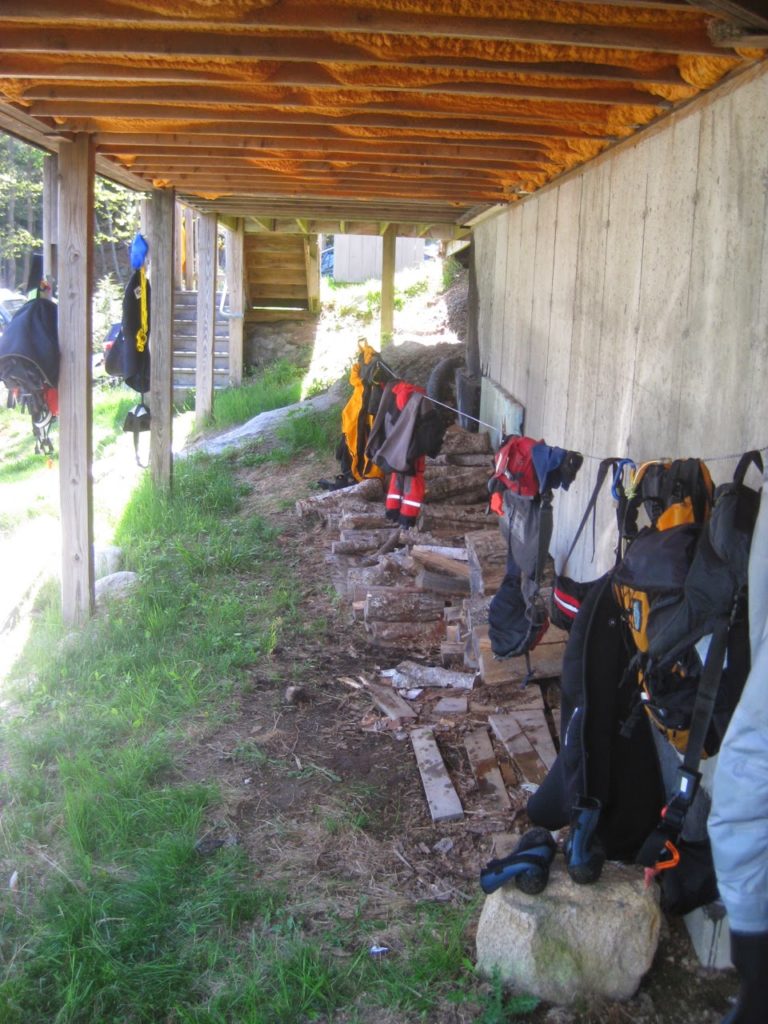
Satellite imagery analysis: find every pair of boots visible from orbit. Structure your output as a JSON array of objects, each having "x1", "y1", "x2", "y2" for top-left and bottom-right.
[
  {"x1": 479, "y1": 797, "x2": 606, "y2": 896},
  {"x1": 722, "y1": 931, "x2": 768, "y2": 1024}
]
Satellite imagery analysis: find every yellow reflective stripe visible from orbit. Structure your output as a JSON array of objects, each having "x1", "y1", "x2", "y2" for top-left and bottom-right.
[{"x1": 135, "y1": 267, "x2": 148, "y2": 353}]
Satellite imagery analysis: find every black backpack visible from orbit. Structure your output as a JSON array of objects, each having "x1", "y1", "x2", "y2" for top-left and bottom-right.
[{"x1": 528, "y1": 453, "x2": 762, "y2": 913}]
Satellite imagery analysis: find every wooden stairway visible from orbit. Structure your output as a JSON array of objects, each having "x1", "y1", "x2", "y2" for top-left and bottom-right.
[{"x1": 172, "y1": 290, "x2": 230, "y2": 395}]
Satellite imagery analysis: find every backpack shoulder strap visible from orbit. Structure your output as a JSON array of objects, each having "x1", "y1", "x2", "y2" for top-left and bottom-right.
[{"x1": 560, "y1": 458, "x2": 625, "y2": 571}]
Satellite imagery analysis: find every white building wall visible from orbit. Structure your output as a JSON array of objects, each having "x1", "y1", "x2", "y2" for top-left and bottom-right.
[
  {"x1": 333, "y1": 235, "x2": 425, "y2": 282},
  {"x1": 475, "y1": 62, "x2": 768, "y2": 580}
]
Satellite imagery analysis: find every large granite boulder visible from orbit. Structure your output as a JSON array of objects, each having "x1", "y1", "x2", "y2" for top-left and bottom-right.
[{"x1": 475, "y1": 859, "x2": 661, "y2": 1004}]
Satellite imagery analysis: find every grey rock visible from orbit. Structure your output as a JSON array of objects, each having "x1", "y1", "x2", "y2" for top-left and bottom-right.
[
  {"x1": 94, "y1": 545, "x2": 123, "y2": 579},
  {"x1": 475, "y1": 859, "x2": 661, "y2": 1004},
  {"x1": 95, "y1": 570, "x2": 139, "y2": 604}
]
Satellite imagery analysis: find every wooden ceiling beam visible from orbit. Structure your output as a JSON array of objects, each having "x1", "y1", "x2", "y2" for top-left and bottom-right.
[
  {"x1": 13, "y1": 78, "x2": 671, "y2": 110},
  {"x1": 100, "y1": 146, "x2": 549, "y2": 170},
  {"x1": 0, "y1": 51, "x2": 693, "y2": 89},
  {"x1": 114, "y1": 155, "x2": 550, "y2": 175},
  {"x1": 18, "y1": 92, "x2": 651, "y2": 130},
  {"x1": 24, "y1": 105, "x2": 619, "y2": 141},
  {"x1": 0, "y1": 3, "x2": 720, "y2": 55},
  {"x1": 94, "y1": 133, "x2": 554, "y2": 158}
]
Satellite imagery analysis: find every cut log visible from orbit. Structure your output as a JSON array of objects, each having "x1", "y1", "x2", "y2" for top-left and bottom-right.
[
  {"x1": 465, "y1": 529, "x2": 507, "y2": 597},
  {"x1": 419, "y1": 502, "x2": 488, "y2": 527},
  {"x1": 339, "y1": 512, "x2": 395, "y2": 530},
  {"x1": 295, "y1": 477, "x2": 384, "y2": 520},
  {"x1": 429, "y1": 453, "x2": 495, "y2": 467},
  {"x1": 439, "y1": 427, "x2": 493, "y2": 455},
  {"x1": 389, "y1": 660, "x2": 476, "y2": 690},
  {"x1": 416, "y1": 569, "x2": 471, "y2": 596},
  {"x1": 364, "y1": 587, "x2": 446, "y2": 623},
  {"x1": 366, "y1": 620, "x2": 445, "y2": 646},
  {"x1": 410, "y1": 726, "x2": 464, "y2": 823},
  {"x1": 411, "y1": 543, "x2": 469, "y2": 563},
  {"x1": 464, "y1": 727, "x2": 512, "y2": 812},
  {"x1": 425, "y1": 469, "x2": 491, "y2": 504},
  {"x1": 410, "y1": 549, "x2": 470, "y2": 576},
  {"x1": 473, "y1": 625, "x2": 565, "y2": 687},
  {"x1": 332, "y1": 529, "x2": 399, "y2": 555}
]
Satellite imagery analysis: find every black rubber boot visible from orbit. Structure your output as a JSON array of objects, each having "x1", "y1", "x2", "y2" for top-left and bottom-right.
[
  {"x1": 480, "y1": 828, "x2": 557, "y2": 896},
  {"x1": 722, "y1": 930, "x2": 768, "y2": 1023},
  {"x1": 563, "y1": 795, "x2": 606, "y2": 885}
]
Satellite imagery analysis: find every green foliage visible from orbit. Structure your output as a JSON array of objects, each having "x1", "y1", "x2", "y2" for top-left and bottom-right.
[
  {"x1": 92, "y1": 274, "x2": 124, "y2": 350},
  {"x1": 441, "y1": 256, "x2": 463, "y2": 291}
]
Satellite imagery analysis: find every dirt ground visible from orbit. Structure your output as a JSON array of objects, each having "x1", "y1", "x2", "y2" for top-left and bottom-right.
[
  {"x1": 175, "y1": 445, "x2": 740, "y2": 1024},
  {"x1": 1, "y1": 267, "x2": 741, "y2": 1021}
]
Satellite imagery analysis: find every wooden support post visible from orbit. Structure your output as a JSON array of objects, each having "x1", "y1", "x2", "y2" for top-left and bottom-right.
[
  {"x1": 303, "y1": 234, "x2": 320, "y2": 314},
  {"x1": 225, "y1": 218, "x2": 244, "y2": 386},
  {"x1": 173, "y1": 200, "x2": 184, "y2": 289},
  {"x1": 57, "y1": 134, "x2": 94, "y2": 627},
  {"x1": 148, "y1": 188, "x2": 175, "y2": 489},
  {"x1": 183, "y1": 206, "x2": 195, "y2": 291},
  {"x1": 42, "y1": 153, "x2": 58, "y2": 287},
  {"x1": 380, "y1": 224, "x2": 396, "y2": 343},
  {"x1": 195, "y1": 211, "x2": 217, "y2": 428}
]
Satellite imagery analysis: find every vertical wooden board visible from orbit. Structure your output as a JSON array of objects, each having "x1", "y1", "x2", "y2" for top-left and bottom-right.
[
  {"x1": 183, "y1": 206, "x2": 195, "y2": 291},
  {"x1": 500, "y1": 205, "x2": 523, "y2": 385},
  {"x1": 632, "y1": 115, "x2": 699, "y2": 460},
  {"x1": 148, "y1": 188, "x2": 175, "y2": 489},
  {"x1": 525, "y1": 188, "x2": 558, "y2": 439},
  {"x1": 464, "y1": 727, "x2": 511, "y2": 811},
  {"x1": 226, "y1": 218, "x2": 245, "y2": 386},
  {"x1": 42, "y1": 153, "x2": 58, "y2": 284},
  {"x1": 591, "y1": 145, "x2": 647, "y2": 462},
  {"x1": 685, "y1": 81, "x2": 768, "y2": 462},
  {"x1": 195, "y1": 211, "x2": 217, "y2": 427},
  {"x1": 489, "y1": 713, "x2": 548, "y2": 786},
  {"x1": 541, "y1": 176, "x2": 581, "y2": 449},
  {"x1": 515, "y1": 201, "x2": 539, "y2": 414},
  {"x1": 566, "y1": 163, "x2": 611, "y2": 458},
  {"x1": 57, "y1": 134, "x2": 94, "y2": 627},
  {"x1": 409, "y1": 727, "x2": 464, "y2": 823},
  {"x1": 475, "y1": 219, "x2": 497, "y2": 375},
  {"x1": 490, "y1": 214, "x2": 509, "y2": 383}
]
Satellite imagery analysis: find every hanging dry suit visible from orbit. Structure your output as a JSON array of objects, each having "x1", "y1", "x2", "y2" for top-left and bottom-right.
[{"x1": 322, "y1": 341, "x2": 391, "y2": 490}]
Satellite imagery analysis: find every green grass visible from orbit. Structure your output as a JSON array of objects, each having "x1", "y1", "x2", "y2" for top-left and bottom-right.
[
  {"x1": 203, "y1": 360, "x2": 305, "y2": 430},
  {"x1": 0, "y1": 340, "x2": 528, "y2": 1024}
]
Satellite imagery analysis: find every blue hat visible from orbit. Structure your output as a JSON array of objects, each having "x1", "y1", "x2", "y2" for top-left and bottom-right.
[{"x1": 130, "y1": 233, "x2": 149, "y2": 270}]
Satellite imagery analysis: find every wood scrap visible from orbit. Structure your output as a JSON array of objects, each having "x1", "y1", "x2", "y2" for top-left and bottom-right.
[
  {"x1": 366, "y1": 682, "x2": 418, "y2": 721},
  {"x1": 464, "y1": 727, "x2": 512, "y2": 812},
  {"x1": 489, "y1": 712, "x2": 550, "y2": 787},
  {"x1": 424, "y1": 471, "x2": 490, "y2": 505},
  {"x1": 409, "y1": 727, "x2": 464, "y2": 823},
  {"x1": 432, "y1": 696, "x2": 468, "y2": 715}
]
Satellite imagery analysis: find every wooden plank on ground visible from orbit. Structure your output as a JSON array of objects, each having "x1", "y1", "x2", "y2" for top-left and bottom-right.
[
  {"x1": 489, "y1": 713, "x2": 548, "y2": 786},
  {"x1": 513, "y1": 710, "x2": 558, "y2": 769},
  {"x1": 464, "y1": 727, "x2": 511, "y2": 812},
  {"x1": 410, "y1": 727, "x2": 464, "y2": 823},
  {"x1": 366, "y1": 683, "x2": 418, "y2": 720}
]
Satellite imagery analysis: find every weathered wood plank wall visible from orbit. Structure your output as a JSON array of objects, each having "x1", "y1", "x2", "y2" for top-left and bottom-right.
[{"x1": 475, "y1": 62, "x2": 768, "y2": 581}]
